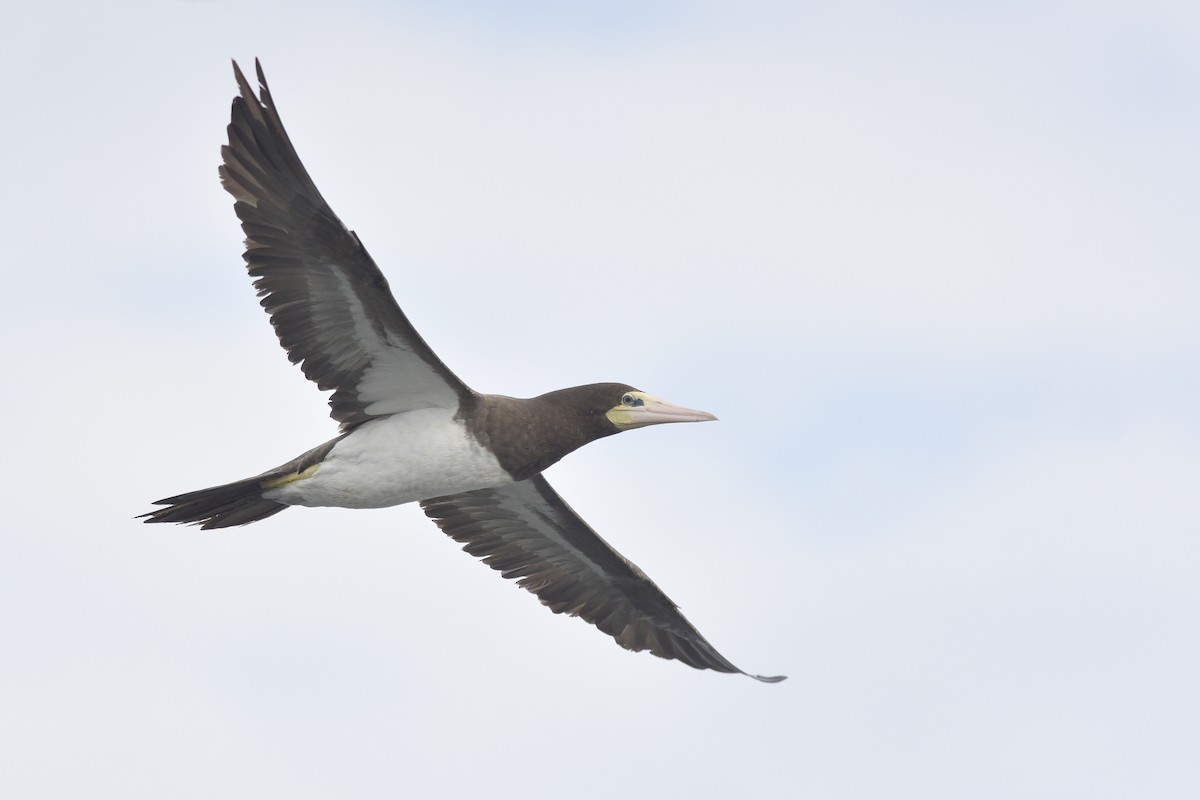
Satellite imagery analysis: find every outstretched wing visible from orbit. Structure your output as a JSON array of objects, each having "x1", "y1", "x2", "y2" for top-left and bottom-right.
[
  {"x1": 421, "y1": 476, "x2": 785, "y2": 682},
  {"x1": 221, "y1": 59, "x2": 472, "y2": 430}
]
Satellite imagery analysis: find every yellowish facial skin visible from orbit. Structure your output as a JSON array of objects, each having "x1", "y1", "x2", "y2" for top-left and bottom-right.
[{"x1": 605, "y1": 391, "x2": 717, "y2": 431}]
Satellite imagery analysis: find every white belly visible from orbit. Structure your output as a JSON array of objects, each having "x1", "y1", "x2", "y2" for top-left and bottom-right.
[{"x1": 263, "y1": 408, "x2": 511, "y2": 509}]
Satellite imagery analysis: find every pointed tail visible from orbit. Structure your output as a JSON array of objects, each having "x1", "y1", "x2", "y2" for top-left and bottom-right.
[
  {"x1": 140, "y1": 477, "x2": 288, "y2": 529},
  {"x1": 142, "y1": 436, "x2": 343, "y2": 529}
]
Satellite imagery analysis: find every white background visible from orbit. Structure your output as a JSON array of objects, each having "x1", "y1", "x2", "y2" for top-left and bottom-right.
[{"x1": 2, "y1": 1, "x2": 1197, "y2": 797}]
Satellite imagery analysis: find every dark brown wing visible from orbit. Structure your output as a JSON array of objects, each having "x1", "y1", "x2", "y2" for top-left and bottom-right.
[
  {"x1": 421, "y1": 476, "x2": 785, "y2": 682},
  {"x1": 220, "y1": 60, "x2": 472, "y2": 431}
]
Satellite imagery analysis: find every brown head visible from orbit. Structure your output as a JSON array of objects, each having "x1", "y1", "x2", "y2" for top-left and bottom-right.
[{"x1": 468, "y1": 383, "x2": 717, "y2": 481}]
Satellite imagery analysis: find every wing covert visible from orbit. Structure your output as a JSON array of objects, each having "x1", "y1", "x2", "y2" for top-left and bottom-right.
[
  {"x1": 421, "y1": 476, "x2": 785, "y2": 682},
  {"x1": 220, "y1": 60, "x2": 471, "y2": 430}
]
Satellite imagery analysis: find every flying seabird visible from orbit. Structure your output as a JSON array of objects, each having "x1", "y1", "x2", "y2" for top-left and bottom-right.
[{"x1": 142, "y1": 60, "x2": 784, "y2": 683}]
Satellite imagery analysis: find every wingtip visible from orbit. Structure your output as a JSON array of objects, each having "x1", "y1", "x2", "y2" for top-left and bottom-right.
[
  {"x1": 254, "y1": 58, "x2": 269, "y2": 93},
  {"x1": 749, "y1": 672, "x2": 788, "y2": 683},
  {"x1": 229, "y1": 58, "x2": 270, "y2": 103}
]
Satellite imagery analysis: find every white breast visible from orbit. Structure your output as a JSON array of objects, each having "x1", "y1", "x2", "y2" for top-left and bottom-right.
[{"x1": 263, "y1": 407, "x2": 511, "y2": 509}]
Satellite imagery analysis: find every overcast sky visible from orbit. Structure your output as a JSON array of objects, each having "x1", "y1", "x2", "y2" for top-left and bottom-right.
[{"x1": 3, "y1": 1, "x2": 1198, "y2": 797}]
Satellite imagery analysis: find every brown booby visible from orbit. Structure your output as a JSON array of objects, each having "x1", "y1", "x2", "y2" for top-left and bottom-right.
[{"x1": 142, "y1": 60, "x2": 784, "y2": 683}]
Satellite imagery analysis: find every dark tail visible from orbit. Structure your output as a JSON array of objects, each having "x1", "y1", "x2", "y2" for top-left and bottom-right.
[
  {"x1": 140, "y1": 477, "x2": 288, "y2": 529},
  {"x1": 141, "y1": 436, "x2": 342, "y2": 529}
]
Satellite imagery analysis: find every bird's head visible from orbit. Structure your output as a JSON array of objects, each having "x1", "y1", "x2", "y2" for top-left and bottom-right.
[
  {"x1": 488, "y1": 383, "x2": 717, "y2": 481},
  {"x1": 601, "y1": 386, "x2": 718, "y2": 431}
]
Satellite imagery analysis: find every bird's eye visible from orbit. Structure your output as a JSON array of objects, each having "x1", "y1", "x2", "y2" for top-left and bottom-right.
[{"x1": 621, "y1": 392, "x2": 643, "y2": 407}]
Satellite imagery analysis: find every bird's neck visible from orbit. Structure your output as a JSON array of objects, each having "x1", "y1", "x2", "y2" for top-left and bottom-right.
[{"x1": 465, "y1": 393, "x2": 616, "y2": 481}]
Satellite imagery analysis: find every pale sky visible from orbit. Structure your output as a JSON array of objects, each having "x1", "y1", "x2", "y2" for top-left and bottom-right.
[{"x1": 3, "y1": 1, "x2": 1198, "y2": 798}]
